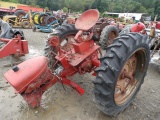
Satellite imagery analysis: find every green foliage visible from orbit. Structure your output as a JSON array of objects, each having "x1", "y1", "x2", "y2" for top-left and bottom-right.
[
  {"x1": 2, "y1": 0, "x2": 19, "y2": 3},
  {"x1": 63, "y1": 7, "x2": 68, "y2": 12},
  {"x1": 1, "y1": 0, "x2": 160, "y2": 20}
]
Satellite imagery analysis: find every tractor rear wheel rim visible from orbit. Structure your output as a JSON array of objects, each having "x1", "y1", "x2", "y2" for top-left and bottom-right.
[
  {"x1": 114, "y1": 49, "x2": 145, "y2": 105},
  {"x1": 108, "y1": 31, "x2": 116, "y2": 45},
  {"x1": 34, "y1": 15, "x2": 39, "y2": 24}
]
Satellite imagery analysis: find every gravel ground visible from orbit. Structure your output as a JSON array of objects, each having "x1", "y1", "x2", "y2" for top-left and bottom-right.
[{"x1": 0, "y1": 29, "x2": 160, "y2": 120}]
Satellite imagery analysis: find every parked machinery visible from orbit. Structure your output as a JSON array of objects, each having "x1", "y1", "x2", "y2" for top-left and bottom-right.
[
  {"x1": 118, "y1": 19, "x2": 160, "y2": 64},
  {"x1": 32, "y1": 12, "x2": 59, "y2": 33},
  {"x1": 4, "y1": 9, "x2": 151, "y2": 116},
  {"x1": 61, "y1": 16, "x2": 125, "y2": 48},
  {"x1": 0, "y1": 30, "x2": 28, "y2": 66},
  {"x1": 0, "y1": 8, "x2": 26, "y2": 19},
  {"x1": 3, "y1": 10, "x2": 33, "y2": 29}
]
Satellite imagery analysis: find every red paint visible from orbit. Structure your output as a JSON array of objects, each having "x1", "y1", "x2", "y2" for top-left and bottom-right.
[
  {"x1": 0, "y1": 35, "x2": 29, "y2": 59},
  {"x1": 4, "y1": 56, "x2": 48, "y2": 93},
  {"x1": 4, "y1": 9, "x2": 102, "y2": 108},
  {"x1": 75, "y1": 9, "x2": 99, "y2": 31},
  {"x1": 156, "y1": 22, "x2": 160, "y2": 29},
  {"x1": 17, "y1": 5, "x2": 43, "y2": 12},
  {"x1": 131, "y1": 22, "x2": 145, "y2": 32}
]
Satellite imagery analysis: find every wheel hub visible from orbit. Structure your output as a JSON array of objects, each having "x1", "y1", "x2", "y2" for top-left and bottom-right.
[
  {"x1": 114, "y1": 54, "x2": 138, "y2": 105},
  {"x1": 108, "y1": 31, "x2": 117, "y2": 45}
]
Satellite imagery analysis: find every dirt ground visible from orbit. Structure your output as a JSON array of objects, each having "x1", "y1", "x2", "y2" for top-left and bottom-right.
[{"x1": 0, "y1": 29, "x2": 160, "y2": 120}]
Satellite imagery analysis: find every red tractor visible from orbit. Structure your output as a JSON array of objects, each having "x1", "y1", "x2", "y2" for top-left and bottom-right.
[{"x1": 4, "y1": 9, "x2": 150, "y2": 116}]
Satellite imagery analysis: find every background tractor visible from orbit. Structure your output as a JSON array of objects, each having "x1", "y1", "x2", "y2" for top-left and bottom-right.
[
  {"x1": 4, "y1": 9, "x2": 151, "y2": 116},
  {"x1": 61, "y1": 16, "x2": 125, "y2": 48},
  {"x1": 3, "y1": 10, "x2": 33, "y2": 29},
  {"x1": 0, "y1": 8, "x2": 25, "y2": 18}
]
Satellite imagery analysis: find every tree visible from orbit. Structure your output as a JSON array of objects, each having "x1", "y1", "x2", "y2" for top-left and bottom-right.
[{"x1": 3, "y1": 0, "x2": 160, "y2": 20}]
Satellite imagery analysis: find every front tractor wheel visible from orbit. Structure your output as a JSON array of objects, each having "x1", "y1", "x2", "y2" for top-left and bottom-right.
[{"x1": 94, "y1": 33, "x2": 150, "y2": 116}]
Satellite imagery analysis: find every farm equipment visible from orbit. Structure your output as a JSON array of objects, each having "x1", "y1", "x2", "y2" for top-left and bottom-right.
[
  {"x1": 3, "y1": 10, "x2": 33, "y2": 29},
  {"x1": 61, "y1": 17, "x2": 77, "y2": 25},
  {"x1": 61, "y1": 13, "x2": 79, "y2": 25},
  {"x1": 0, "y1": 8, "x2": 26, "y2": 19},
  {"x1": 4, "y1": 9, "x2": 151, "y2": 116},
  {"x1": 0, "y1": 30, "x2": 28, "y2": 66},
  {"x1": 146, "y1": 27, "x2": 160, "y2": 66},
  {"x1": 119, "y1": 18, "x2": 160, "y2": 65},
  {"x1": 61, "y1": 16, "x2": 125, "y2": 48},
  {"x1": 32, "y1": 12, "x2": 59, "y2": 33},
  {"x1": 93, "y1": 18, "x2": 122, "y2": 47}
]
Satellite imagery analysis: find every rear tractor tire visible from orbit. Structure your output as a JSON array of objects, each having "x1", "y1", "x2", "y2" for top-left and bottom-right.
[
  {"x1": 32, "y1": 12, "x2": 41, "y2": 25},
  {"x1": 38, "y1": 13, "x2": 49, "y2": 26},
  {"x1": 100, "y1": 25, "x2": 119, "y2": 48},
  {"x1": 45, "y1": 16, "x2": 57, "y2": 25},
  {"x1": 14, "y1": 10, "x2": 26, "y2": 18},
  {"x1": 94, "y1": 33, "x2": 150, "y2": 116},
  {"x1": 44, "y1": 24, "x2": 78, "y2": 70}
]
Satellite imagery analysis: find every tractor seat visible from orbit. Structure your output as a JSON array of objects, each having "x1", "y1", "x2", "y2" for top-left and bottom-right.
[
  {"x1": 4, "y1": 56, "x2": 48, "y2": 93},
  {"x1": 75, "y1": 9, "x2": 99, "y2": 31}
]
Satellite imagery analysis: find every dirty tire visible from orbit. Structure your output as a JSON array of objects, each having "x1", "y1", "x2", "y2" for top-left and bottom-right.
[
  {"x1": 44, "y1": 24, "x2": 78, "y2": 70},
  {"x1": 45, "y1": 16, "x2": 57, "y2": 25},
  {"x1": 100, "y1": 25, "x2": 119, "y2": 47},
  {"x1": 119, "y1": 24, "x2": 133, "y2": 36},
  {"x1": 38, "y1": 13, "x2": 49, "y2": 26},
  {"x1": 22, "y1": 21, "x2": 30, "y2": 29},
  {"x1": 14, "y1": 10, "x2": 26, "y2": 18},
  {"x1": 32, "y1": 12, "x2": 41, "y2": 25},
  {"x1": 93, "y1": 33, "x2": 150, "y2": 116}
]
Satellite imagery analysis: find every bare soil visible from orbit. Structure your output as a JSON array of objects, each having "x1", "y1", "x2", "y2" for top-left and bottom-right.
[{"x1": 0, "y1": 29, "x2": 160, "y2": 120}]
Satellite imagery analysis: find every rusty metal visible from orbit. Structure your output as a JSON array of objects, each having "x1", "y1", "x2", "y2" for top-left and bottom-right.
[
  {"x1": 48, "y1": 36, "x2": 60, "y2": 47},
  {"x1": 4, "y1": 9, "x2": 102, "y2": 108},
  {"x1": 93, "y1": 20, "x2": 109, "y2": 40},
  {"x1": 114, "y1": 53, "x2": 138, "y2": 105},
  {"x1": 149, "y1": 27, "x2": 156, "y2": 38},
  {"x1": 108, "y1": 31, "x2": 117, "y2": 45},
  {"x1": 0, "y1": 35, "x2": 28, "y2": 59},
  {"x1": 151, "y1": 36, "x2": 160, "y2": 57}
]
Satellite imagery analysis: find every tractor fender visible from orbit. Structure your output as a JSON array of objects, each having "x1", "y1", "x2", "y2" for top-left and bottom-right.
[
  {"x1": 4, "y1": 56, "x2": 57, "y2": 108},
  {"x1": 4, "y1": 56, "x2": 49, "y2": 93}
]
